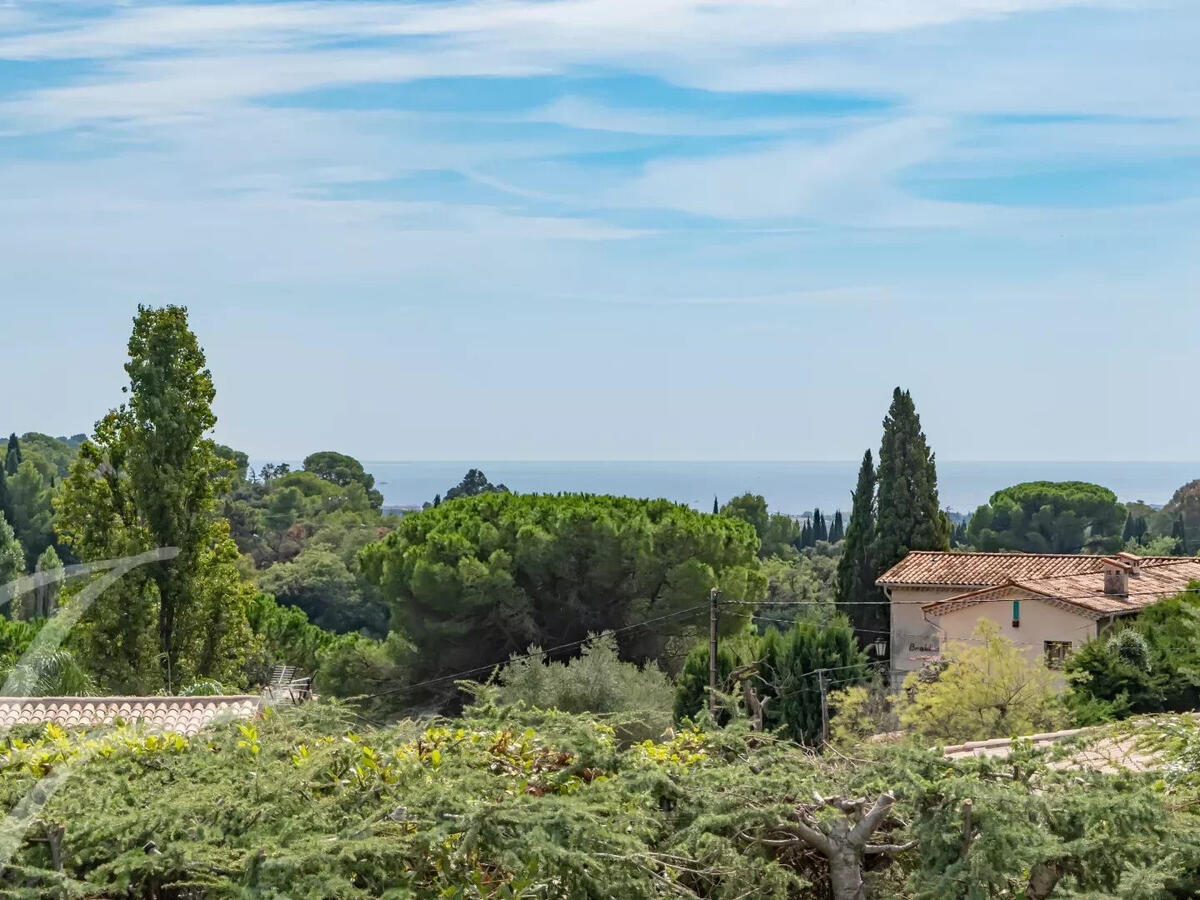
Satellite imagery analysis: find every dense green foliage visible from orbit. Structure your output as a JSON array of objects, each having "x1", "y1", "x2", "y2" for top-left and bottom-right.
[
  {"x1": 835, "y1": 450, "x2": 885, "y2": 646},
  {"x1": 0, "y1": 617, "x2": 94, "y2": 695},
  {"x1": 302, "y1": 451, "x2": 384, "y2": 508},
  {"x1": 674, "y1": 616, "x2": 866, "y2": 745},
  {"x1": 828, "y1": 510, "x2": 844, "y2": 543},
  {"x1": 244, "y1": 591, "x2": 338, "y2": 681},
  {"x1": 55, "y1": 305, "x2": 254, "y2": 693},
  {"x1": 1159, "y1": 480, "x2": 1200, "y2": 554},
  {"x1": 1, "y1": 703, "x2": 1198, "y2": 898},
  {"x1": 440, "y1": 467, "x2": 510, "y2": 504},
  {"x1": 0, "y1": 432, "x2": 79, "y2": 569},
  {"x1": 673, "y1": 641, "x2": 738, "y2": 724},
  {"x1": 6, "y1": 304, "x2": 1200, "y2": 896},
  {"x1": 967, "y1": 481, "x2": 1126, "y2": 553},
  {"x1": 831, "y1": 390, "x2": 947, "y2": 658},
  {"x1": 1066, "y1": 582, "x2": 1200, "y2": 720},
  {"x1": 769, "y1": 617, "x2": 867, "y2": 744},
  {"x1": 475, "y1": 633, "x2": 677, "y2": 740},
  {"x1": 257, "y1": 545, "x2": 387, "y2": 635},
  {"x1": 0, "y1": 512, "x2": 23, "y2": 590},
  {"x1": 361, "y1": 492, "x2": 766, "y2": 701},
  {"x1": 4, "y1": 433, "x2": 20, "y2": 475},
  {"x1": 898, "y1": 622, "x2": 1063, "y2": 742},
  {"x1": 755, "y1": 553, "x2": 837, "y2": 630},
  {"x1": 221, "y1": 462, "x2": 394, "y2": 637},
  {"x1": 718, "y1": 492, "x2": 803, "y2": 558}
]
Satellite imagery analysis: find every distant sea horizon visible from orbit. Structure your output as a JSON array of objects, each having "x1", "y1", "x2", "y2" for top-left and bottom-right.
[{"x1": 256, "y1": 460, "x2": 1200, "y2": 517}]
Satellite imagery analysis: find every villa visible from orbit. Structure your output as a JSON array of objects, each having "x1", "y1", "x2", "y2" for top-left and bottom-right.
[{"x1": 877, "y1": 550, "x2": 1200, "y2": 686}]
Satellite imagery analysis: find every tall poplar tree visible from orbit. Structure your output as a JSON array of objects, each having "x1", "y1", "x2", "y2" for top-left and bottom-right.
[
  {"x1": 32, "y1": 545, "x2": 64, "y2": 619},
  {"x1": 835, "y1": 450, "x2": 885, "y2": 646},
  {"x1": 872, "y1": 387, "x2": 948, "y2": 578},
  {"x1": 0, "y1": 466, "x2": 12, "y2": 533},
  {"x1": 56, "y1": 305, "x2": 253, "y2": 693},
  {"x1": 0, "y1": 512, "x2": 23, "y2": 589}
]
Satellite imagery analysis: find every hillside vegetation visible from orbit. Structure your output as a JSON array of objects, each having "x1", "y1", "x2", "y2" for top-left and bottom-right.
[{"x1": 1, "y1": 703, "x2": 1199, "y2": 898}]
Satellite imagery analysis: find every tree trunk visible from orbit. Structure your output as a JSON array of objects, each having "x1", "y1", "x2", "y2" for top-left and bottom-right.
[
  {"x1": 1027, "y1": 861, "x2": 1063, "y2": 899},
  {"x1": 828, "y1": 840, "x2": 867, "y2": 900},
  {"x1": 783, "y1": 793, "x2": 910, "y2": 900}
]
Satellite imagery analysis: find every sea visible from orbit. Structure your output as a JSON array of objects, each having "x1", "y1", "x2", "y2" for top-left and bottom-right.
[{"x1": 314, "y1": 461, "x2": 1200, "y2": 518}]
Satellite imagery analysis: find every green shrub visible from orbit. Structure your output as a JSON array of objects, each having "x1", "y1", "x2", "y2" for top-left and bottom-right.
[
  {"x1": 478, "y1": 633, "x2": 675, "y2": 741},
  {"x1": 314, "y1": 632, "x2": 411, "y2": 717},
  {"x1": 245, "y1": 591, "x2": 337, "y2": 683},
  {"x1": 1065, "y1": 583, "x2": 1200, "y2": 720}
]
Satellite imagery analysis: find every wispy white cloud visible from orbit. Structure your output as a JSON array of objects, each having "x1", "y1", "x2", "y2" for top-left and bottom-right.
[
  {"x1": 524, "y1": 96, "x2": 844, "y2": 137},
  {"x1": 661, "y1": 286, "x2": 892, "y2": 305},
  {"x1": 611, "y1": 117, "x2": 979, "y2": 225},
  {"x1": 1, "y1": 49, "x2": 543, "y2": 127},
  {"x1": 0, "y1": 0, "x2": 1105, "y2": 61},
  {"x1": 3, "y1": 0, "x2": 1199, "y2": 462},
  {"x1": 1, "y1": 0, "x2": 1145, "y2": 135}
]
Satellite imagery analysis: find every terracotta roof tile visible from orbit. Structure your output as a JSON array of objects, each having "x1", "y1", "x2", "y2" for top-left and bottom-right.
[
  {"x1": 923, "y1": 557, "x2": 1200, "y2": 618},
  {"x1": 0, "y1": 696, "x2": 260, "y2": 736},
  {"x1": 877, "y1": 550, "x2": 1191, "y2": 587}
]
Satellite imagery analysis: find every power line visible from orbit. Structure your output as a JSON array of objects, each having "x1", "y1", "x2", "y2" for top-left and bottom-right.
[
  {"x1": 770, "y1": 661, "x2": 891, "y2": 701},
  {"x1": 752, "y1": 600, "x2": 892, "y2": 605},
  {"x1": 761, "y1": 586, "x2": 1200, "y2": 605},
  {"x1": 752, "y1": 615, "x2": 890, "y2": 637},
  {"x1": 356, "y1": 602, "x2": 713, "y2": 702},
  {"x1": 353, "y1": 579, "x2": 1200, "y2": 705}
]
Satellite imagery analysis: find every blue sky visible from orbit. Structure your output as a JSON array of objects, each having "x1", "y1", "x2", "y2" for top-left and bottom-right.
[{"x1": 1, "y1": 0, "x2": 1197, "y2": 461}]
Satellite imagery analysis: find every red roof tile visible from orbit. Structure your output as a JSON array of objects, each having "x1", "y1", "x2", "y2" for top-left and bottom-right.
[
  {"x1": 877, "y1": 550, "x2": 1192, "y2": 587},
  {"x1": 922, "y1": 558, "x2": 1200, "y2": 618}
]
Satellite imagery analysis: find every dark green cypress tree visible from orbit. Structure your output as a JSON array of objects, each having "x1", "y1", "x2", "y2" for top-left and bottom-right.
[
  {"x1": 1173, "y1": 515, "x2": 1188, "y2": 554},
  {"x1": 0, "y1": 466, "x2": 11, "y2": 530},
  {"x1": 769, "y1": 616, "x2": 866, "y2": 744},
  {"x1": 951, "y1": 519, "x2": 969, "y2": 547},
  {"x1": 835, "y1": 450, "x2": 886, "y2": 649},
  {"x1": 829, "y1": 510, "x2": 844, "y2": 543},
  {"x1": 712, "y1": 495, "x2": 719, "y2": 515},
  {"x1": 814, "y1": 510, "x2": 827, "y2": 543},
  {"x1": 3, "y1": 434, "x2": 19, "y2": 476},
  {"x1": 872, "y1": 387, "x2": 949, "y2": 578}
]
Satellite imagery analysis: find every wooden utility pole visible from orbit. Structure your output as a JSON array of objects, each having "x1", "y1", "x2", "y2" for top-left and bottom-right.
[
  {"x1": 817, "y1": 668, "x2": 830, "y2": 745},
  {"x1": 708, "y1": 587, "x2": 721, "y2": 718}
]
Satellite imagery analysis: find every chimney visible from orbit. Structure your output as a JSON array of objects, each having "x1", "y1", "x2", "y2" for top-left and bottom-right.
[
  {"x1": 1115, "y1": 551, "x2": 1143, "y2": 577},
  {"x1": 1102, "y1": 558, "x2": 1131, "y2": 596}
]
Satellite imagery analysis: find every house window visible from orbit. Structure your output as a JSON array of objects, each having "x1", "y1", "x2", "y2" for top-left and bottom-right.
[
  {"x1": 1044, "y1": 641, "x2": 1072, "y2": 670},
  {"x1": 1012, "y1": 600, "x2": 1020, "y2": 628}
]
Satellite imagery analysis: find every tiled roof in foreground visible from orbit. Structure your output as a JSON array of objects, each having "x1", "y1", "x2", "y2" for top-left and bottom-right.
[
  {"x1": 877, "y1": 550, "x2": 1191, "y2": 588},
  {"x1": 0, "y1": 696, "x2": 261, "y2": 735},
  {"x1": 942, "y1": 714, "x2": 1200, "y2": 773}
]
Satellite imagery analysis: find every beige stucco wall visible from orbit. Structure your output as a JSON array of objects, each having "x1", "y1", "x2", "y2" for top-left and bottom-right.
[
  {"x1": 932, "y1": 598, "x2": 1100, "y2": 670},
  {"x1": 888, "y1": 587, "x2": 962, "y2": 687}
]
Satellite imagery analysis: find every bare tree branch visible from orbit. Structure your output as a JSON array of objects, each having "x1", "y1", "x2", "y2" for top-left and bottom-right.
[
  {"x1": 848, "y1": 792, "x2": 895, "y2": 848},
  {"x1": 786, "y1": 819, "x2": 833, "y2": 856}
]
